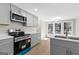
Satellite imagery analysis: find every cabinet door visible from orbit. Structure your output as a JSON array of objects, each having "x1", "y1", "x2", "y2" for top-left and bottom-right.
[
  {"x1": 21, "y1": 10, "x2": 27, "y2": 17},
  {"x1": 11, "y1": 4, "x2": 21, "y2": 15},
  {"x1": 69, "y1": 49, "x2": 79, "y2": 55},
  {"x1": 0, "y1": 42, "x2": 13, "y2": 55},
  {"x1": 52, "y1": 45, "x2": 66, "y2": 55},
  {"x1": 31, "y1": 34, "x2": 36, "y2": 47},
  {"x1": 0, "y1": 38, "x2": 13, "y2": 55},
  {"x1": 0, "y1": 3, "x2": 10, "y2": 24},
  {"x1": 31, "y1": 33, "x2": 41, "y2": 47},
  {"x1": 27, "y1": 12, "x2": 34, "y2": 26},
  {"x1": 35, "y1": 33, "x2": 41, "y2": 43},
  {"x1": 33, "y1": 15, "x2": 38, "y2": 27}
]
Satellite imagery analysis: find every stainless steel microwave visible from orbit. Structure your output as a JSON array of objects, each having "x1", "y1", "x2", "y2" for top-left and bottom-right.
[{"x1": 10, "y1": 11, "x2": 27, "y2": 23}]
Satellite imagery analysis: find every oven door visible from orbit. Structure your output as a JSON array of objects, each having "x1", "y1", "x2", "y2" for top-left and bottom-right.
[{"x1": 14, "y1": 38, "x2": 31, "y2": 55}]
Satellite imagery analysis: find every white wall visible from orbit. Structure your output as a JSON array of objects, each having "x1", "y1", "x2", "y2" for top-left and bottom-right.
[
  {"x1": 75, "y1": 18, "x2": 79, "y2": 37},
  {"x1": 0, "y1": 21, "x2": 39, "y2": 35},
  {"x1": 40, "y1": 20, "x2": 47, "y2": 39}
]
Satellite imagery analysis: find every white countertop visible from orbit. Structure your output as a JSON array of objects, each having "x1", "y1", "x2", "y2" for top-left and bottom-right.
[
  {"x1": 0, "y1": 34, "x2": 13, "y2": 40},
  {"x1": 25, "y1": 32, "x2": 40, "y2": 34},
  {"x1": 55, "y1": 34, "x2": 79, "y2": 38},
  {"x1": 51, "y1": 37, "x2": 79, "y2": 43},
  {"x1": 0, "y1": 31, "x2": 40, "y2": 41}
]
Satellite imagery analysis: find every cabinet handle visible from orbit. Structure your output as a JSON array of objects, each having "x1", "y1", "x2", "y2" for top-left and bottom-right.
[
  {"x1": 66, "y1": 50, "x2": 68, "y2": 55},
  {"x1": 70, "y1": 50, "x2": 72, "y2": 55},
  {"x1": 0, "y1": 52, "x2": 8, "y2": 55},
  {"x1": 66, "y1": 48, "x2": 70, "y2": 55}
]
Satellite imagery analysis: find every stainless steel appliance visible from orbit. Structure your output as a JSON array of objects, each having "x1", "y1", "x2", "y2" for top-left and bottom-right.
[
  {"x1": 8, "y1": 30, "x2": 31, "y2": 55},
  {"x1": 10, "y1": 11, "x2": 27, "y2": 26},
  {"x1": 14, "y1": 35, "x2": 31, "y2": 55}
]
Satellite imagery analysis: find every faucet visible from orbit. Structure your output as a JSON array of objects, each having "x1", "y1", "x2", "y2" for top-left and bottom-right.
[{"x1": 65, "y1": 28, "x2": 69, "y2": 39}]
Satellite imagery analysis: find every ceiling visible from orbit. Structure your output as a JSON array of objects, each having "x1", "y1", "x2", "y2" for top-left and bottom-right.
[{"x1": 13, "y1": 3, "x2": 79, "y2": 21}]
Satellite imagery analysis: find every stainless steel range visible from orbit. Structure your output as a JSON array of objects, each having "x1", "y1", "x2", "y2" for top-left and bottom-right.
[
  {"x1": 14, "y1": 35, "x2": 31, "y2": 42},
  {"x1": 14, "y1": 35, "x2": 31, "y2": 55},
  {"x1": 8, "y1": 29, "x2": 31, "y2": 55}
]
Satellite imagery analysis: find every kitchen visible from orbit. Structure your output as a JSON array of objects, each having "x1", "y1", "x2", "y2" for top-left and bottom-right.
[
  {"x1": 0, "y1": 3, "x2": 41, "y2": 55},
  {"x1": 1, "y1": 3, "x2": 79, "y2": 55}
]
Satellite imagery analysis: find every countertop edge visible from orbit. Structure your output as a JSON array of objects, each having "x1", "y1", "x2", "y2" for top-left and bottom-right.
[{"x1": 50, "y1": 37, "x2": 79, "y2": 43}]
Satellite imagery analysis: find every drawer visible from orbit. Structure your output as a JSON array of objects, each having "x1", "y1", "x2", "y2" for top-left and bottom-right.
[
  {"x1": 69, "y1": 42, "x2": 79, "y2": 49},
  {"x1": 0, "y1": 38, "x2": 13, "y2": 45},
  {"x1": 0, "y1": 41, "x2": 13, "y2": 55},
  {"x1": 51, "y1": 38, "x2": 75, "y2": 48}
]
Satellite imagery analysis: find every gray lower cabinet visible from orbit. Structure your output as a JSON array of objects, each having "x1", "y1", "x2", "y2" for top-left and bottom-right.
[
  {"x1": 52, "y1": 45, "x2": 66, "y2": 55},
  {"x1": 52, "y1": 45, "x2": 73, "y2": 55},
  {"x1": 31, "y1": 33, "x2": 41, "y2": 47},
  {"x1": 68, "y1": 48, "x2": 79, "y2": 55},
  {"x1": 0, "y1": 38, "x2": 13, "y2": 55},
  {"x1": 50, "y1": 38, "x2": 79, "y2": 55}
]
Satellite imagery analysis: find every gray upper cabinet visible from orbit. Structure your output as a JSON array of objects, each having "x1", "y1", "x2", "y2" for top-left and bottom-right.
[
  {"x1": 21, "y1": 10, "x2": 27, "y2": 17},
  {"x1": 26, "y1": 12, "x2": 34, "y2": 26},
  {"x1": 0, "y1": 3, "x2": 10, "y2": 24},
  {"x1": 11, "y1": 4, "x2": 22, "y2": 15},
  {"x1": 11, "y1": 4, "x2": 38, "y2": 27},
  {"x1": 33, "y1": 15, "x2": 38, "y2": 27},
  {"x1": 26, "y1": 12, "x2": 38, "y2": 27},
  {"x1": 11, "y1": 4, "x2": 26, "y2": 16}
]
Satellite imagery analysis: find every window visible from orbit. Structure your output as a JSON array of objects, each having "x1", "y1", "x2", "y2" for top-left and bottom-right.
[{"x1": 48, "y1": 24, "x2": 53, "y2": 34}]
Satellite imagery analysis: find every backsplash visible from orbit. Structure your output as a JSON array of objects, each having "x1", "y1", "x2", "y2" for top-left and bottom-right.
[{"x1": 0, "y1": 22, "x2": 38, "y2": 34}]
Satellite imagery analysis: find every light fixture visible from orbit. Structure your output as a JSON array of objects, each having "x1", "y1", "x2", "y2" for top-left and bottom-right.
[
  {"x1": 49, "y1": 16, "x2": 63, "y2": 21},
  {"x1": 34, "y1": 8, "x2": 38, "y2": 12},
  {"x1": 53, "y1": 17, "x2": 62, "y2": 20}
]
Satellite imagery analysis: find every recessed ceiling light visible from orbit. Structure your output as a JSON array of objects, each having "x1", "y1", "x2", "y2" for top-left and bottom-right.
[
  {"x1": 49, "y1": 16, "x2": 63, "y2": 20},
  {"x1": 49, "y1": 18, "x2": 53, "y2": 20},
  {"x1": 34, "y1": 8, "x2": 38, "y2": 12},
  {"x1": 53, "y1": 17, "x2": 62, "y2": 20},
  {"x1": 49, "y1": 16, "x2": 63, "y2": 21}
]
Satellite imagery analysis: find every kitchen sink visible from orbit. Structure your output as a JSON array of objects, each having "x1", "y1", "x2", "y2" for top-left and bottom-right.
[
  {"x1": 69, "y1": 37, "x2": 79, "y2": 40},
  {"x1": 55, "y1": 36, "x2": 67, "y2": 39},
  {"x1": 55, "y1": 35, "x2": 79, "y2": 40}
]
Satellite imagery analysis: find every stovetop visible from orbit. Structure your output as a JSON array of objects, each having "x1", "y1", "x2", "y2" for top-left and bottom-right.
[
  {"x1": 8, "y1": 31, "x2": 31, "y2": 37},
  {"x1": 14, "y1": 34, "x2": 31, "y2": 37},
  {"x1": 14, "y1": 34, "x2": 31, "y2": 42}
]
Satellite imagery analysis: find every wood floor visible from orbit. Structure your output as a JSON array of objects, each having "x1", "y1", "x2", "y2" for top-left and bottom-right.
[{"x1": 27, "y1": 38, "x2": 50, "y2": 55}]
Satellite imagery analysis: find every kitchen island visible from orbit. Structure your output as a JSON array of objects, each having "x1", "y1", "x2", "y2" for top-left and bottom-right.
[{"x1": 50, "y1": 36, "x2": 79, "y2": 55}]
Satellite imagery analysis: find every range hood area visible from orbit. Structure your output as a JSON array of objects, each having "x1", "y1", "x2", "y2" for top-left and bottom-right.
[
  {"x1": 0, "y1": 3, "x2": 38, "y2": 27},
  {"x1": 11, "y1": 12, "x2": 27, "y2": 23}
]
